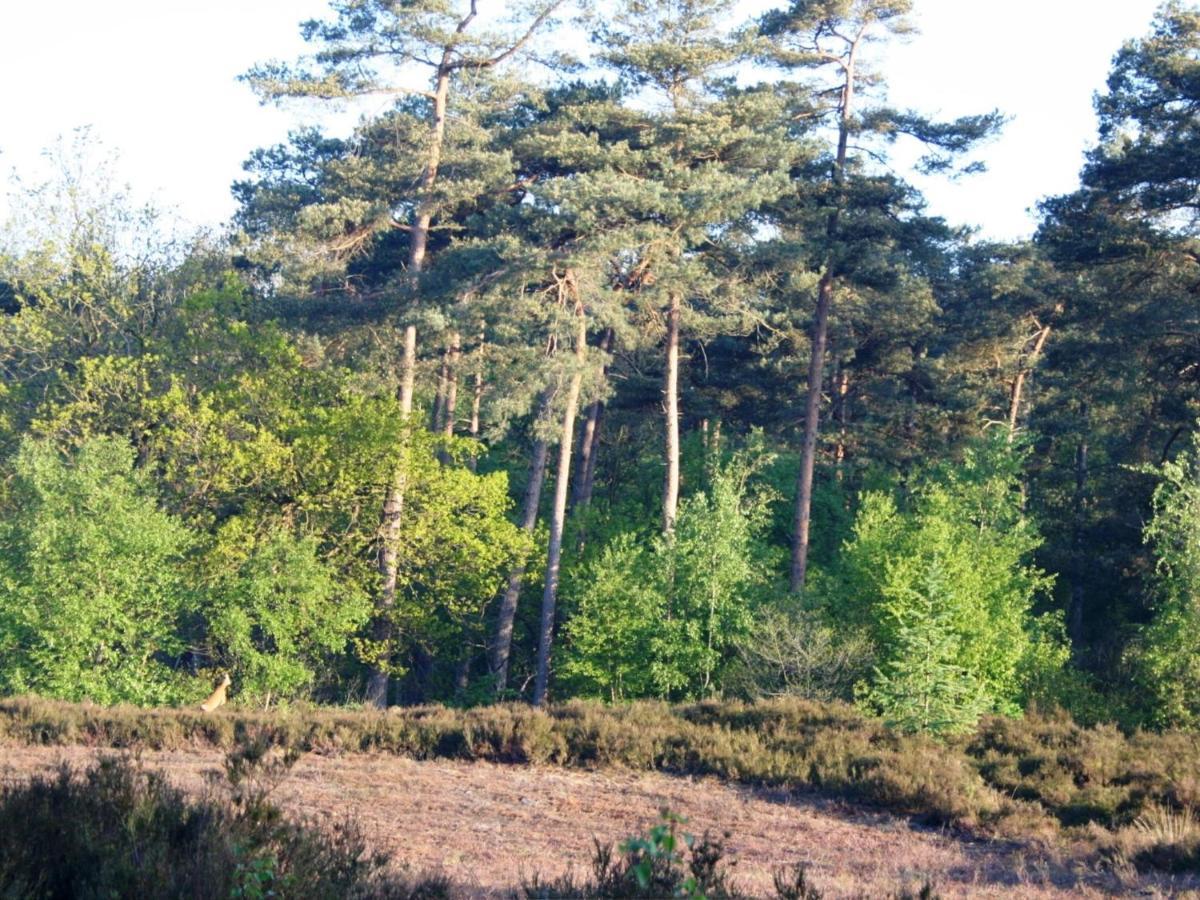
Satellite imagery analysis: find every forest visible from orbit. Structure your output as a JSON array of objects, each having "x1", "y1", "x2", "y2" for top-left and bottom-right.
[{"x1": 2, "y1": 0, "x2": 1200, "y2": 737}]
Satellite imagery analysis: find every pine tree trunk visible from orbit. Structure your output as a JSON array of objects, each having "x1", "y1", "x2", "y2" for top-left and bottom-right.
[
  {"x1": 663, "y1": 293, "x2": 681, "y2": 535},
  {"x1": 789, "y1": 39, "x2": 858, "y2": 593},
  {"x1": 436, "y1": 331, "x2": 461, "y2": 465},
  {"x1": 443, "y1": 331, "x2": 461, "y2": 438},
  {"x1": 431, "y1": 348, "x2": 449, "y2": 431},
  {"x1": 533, "y1": 290, "x2": 587, "y2": 706},
  {"x1": 791, "y1": 272, "x2": 833, "y2": 592},
  {"x1": 468, "y1": 331, "x2": 484, "y2": 473},
  {"x1": 365, "y1": 68, "x2": 450, "y2": 709},
  {"x1": 1069, "y1": 427, "x2": 1089, "y2": 652},
  {"x1": 1007, "y1": 321, "x2": 1051, "y2": 443},
  {"x1": 366, "y1": 323, "x2": 421, "y2": 708},
  {"x1": 833, "y1": 361, "x2": 849, "y2": 477},
  {"x1": 490, "y1": 386, "x2": 554, "y2": 694},
  {"x1": 571, "y1": 328, "x2": 613, "y2": 512}
]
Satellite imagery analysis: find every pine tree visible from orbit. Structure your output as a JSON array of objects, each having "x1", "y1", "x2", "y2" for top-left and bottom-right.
[
  {"x1": 241, "y1": 0, "x2": 564, "y2": 706},
  {"x1": 756, "y1": 0, "x2": 1002, "y2": 590}
]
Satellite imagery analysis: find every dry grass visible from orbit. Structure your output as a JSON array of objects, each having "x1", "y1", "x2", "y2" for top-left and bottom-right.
[
  {"x1": 4, "y1": 744, "x2": 1192, "y2": 898},
  {"x1": 4, "y1": 696, "x2": 1200, "y2": 880}
]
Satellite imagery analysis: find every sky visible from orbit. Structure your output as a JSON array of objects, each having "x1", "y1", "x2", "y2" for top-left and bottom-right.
[{"x1": 0, "y1": 0, "x2": 1168, "y2": 242}]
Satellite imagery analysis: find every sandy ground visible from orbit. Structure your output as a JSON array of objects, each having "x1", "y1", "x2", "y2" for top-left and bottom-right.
[{"x1": 2, "y1": 744, "x2": 1197, "y2": 898}]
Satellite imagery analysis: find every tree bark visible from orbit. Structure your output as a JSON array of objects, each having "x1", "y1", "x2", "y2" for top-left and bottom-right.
[
  {"x1": 571, "y1": 327, "x2": 613, "y2": 512},
  {"x1": 833, "y1": 360, "x2": 850, "y2": 477},
  {"x1": 1007, "y1": 321, "x2": 1051, "y2": 443},
  {"x1": 791, "y1": 272, "x2": 833, "y2": 592},
  {"x1": 442, "y1": 330, "x2": 461, "y2": 439},
  {"x1": 468, "y1": 331, "x2": 485, "y2": 472},
  {"x1": 1068, "y1": 425, "x2": 1089, "y2": 652},
  {"x1": 663, "y1": 294, "x2": 681, "y2": 535},
  {"x1": 431, "y1": 348, "x2": 449, "y2": 432},
  {"x1": 533, "y1": 287, "x2": 587, "y2": 706},
  {"x1": 490, "y1": 386, "x2": 554, "y2": 694}
]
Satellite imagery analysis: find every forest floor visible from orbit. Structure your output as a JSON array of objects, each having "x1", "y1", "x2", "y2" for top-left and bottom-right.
[{"x1": 1, "y1": 744, "x2": 1197, "y2": 898}]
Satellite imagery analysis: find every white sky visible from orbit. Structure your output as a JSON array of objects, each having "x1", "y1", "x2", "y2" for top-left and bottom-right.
[{"x1": 0, "y1": 0, "x2": 1167, "y2": 242}]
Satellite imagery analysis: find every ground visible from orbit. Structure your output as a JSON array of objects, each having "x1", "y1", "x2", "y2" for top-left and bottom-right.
[{"x1": 1, "y1": 745, "x2": 1196, "y2": 897}]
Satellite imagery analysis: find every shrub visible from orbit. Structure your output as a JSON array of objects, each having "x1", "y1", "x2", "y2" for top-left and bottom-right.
[
  {"x1": 830, "y1": 438, "x2": 1062, "y2": 726},
  {"x1": 562, "y1": 449, "x2": 775, "y2": 701},
  {"x1": 0, "y1": 437, "x2": 194, "y2": 704},
  {"x1": 6, "y1": 695, "x2": 1200, "y2": 873},
  {"x1": 0, "y1": 749, "x2": 424, "y2": 899},
  {"x1": 726, "y1": 606, "x2": 874, "y2": 703}
]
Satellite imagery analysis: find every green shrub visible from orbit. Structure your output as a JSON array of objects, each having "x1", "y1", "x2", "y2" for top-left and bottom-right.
[{"x1": 0, "y1": 437, "x2": 194, "y2": 704}]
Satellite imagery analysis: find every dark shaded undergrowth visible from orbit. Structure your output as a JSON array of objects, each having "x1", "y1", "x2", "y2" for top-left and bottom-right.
[{"x1": 2, "y1": 696, "x2": 1199, "y2": 872}]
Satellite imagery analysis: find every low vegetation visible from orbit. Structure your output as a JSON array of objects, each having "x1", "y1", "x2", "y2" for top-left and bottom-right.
[
  {"x1": 4, "y1": 696, "x2": 1200, "y2": 874},
  {"x1": 0, "y1": 748, "x2": 939, "y2": 899}
]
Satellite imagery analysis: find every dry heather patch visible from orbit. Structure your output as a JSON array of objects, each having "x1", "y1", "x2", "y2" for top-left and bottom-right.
[{"x1": 4, "y1": 696, "x2": 1200, "y2": 874}]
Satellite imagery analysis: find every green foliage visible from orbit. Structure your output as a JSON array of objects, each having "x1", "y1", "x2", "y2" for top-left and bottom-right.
[
  {"x1": 727, "y1": 606, "x2": 874, "y2": 703},
  {"x1": 1130, "y1": 429, "x2": 1200, "y2": 728},
  {"x1": 863, "y1": 560, "x2": 989, "y2": 734},
  {"x1": 202, "y1": 525, "x2": 371, "y2": 704},
  {"x1": 0, "y1": 437, "x2": 193, "y2": 704},
  {"x1": 830, "y1": 439, "x2": 1062, "y2": 725},
  {"x1": 563, "y1": 448, "x2": 775, "y2": 700},
  {"x1": 525, "y1": 809, "x2": 746, "y2": 899}
]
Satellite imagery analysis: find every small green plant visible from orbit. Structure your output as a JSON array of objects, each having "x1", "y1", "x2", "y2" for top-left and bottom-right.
[{"x1": 525, "y1": 807, "x2": 744, "y2": 898}]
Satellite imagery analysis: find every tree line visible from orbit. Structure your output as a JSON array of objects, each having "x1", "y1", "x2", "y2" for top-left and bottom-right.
[{"x1": 2, "y1": 0, "x2": 1200, "y2": 732}]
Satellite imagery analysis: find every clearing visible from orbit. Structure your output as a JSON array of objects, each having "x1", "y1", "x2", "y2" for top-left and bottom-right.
[{"x1": 0, "y1": 745, "x2": 1193, "y2": 897}]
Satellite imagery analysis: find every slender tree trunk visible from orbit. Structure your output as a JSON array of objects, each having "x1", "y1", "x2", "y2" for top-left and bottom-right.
[
  {"x1": 790, "y1": 38, "x2": 859, "y2": 593},
  {"x1": 491, "y1": 386, "x2": 554, "y2": 694},
  {"x1": 1007, "y1": 321, "x2": 1051, "y2": 443},
  {"x1": 577, "y1": 403, "x2": 604, "y2": 507},
  {"x1": 431, "y1": 348, "x2": 449, "y2": 431},
  {"x1": 533, "y1": 289, "x2": 587, "y2": 706},
  {"x1": 365, "y1": 69, "x2": 450, "y2": 709},
  {"x1": 468, "y1": 331, "x2": 484, "y2": 472},
  {"x1": 571, "y1": 328, "x2": 613, "y2": 512},
  {"x1": 791, "y1": 273, "x2": 833, "y2": 592},
  {"x1": 436, "y1": 331, "x2": 461, "y2": 465},
  {"x1": 833, "y1": 361, "x2": 849, "y2": 477},
  {"x1": 1069, "y1": 422, "x2": 1089, "y2": 652},
  {"x1": 663, "y1": 293, "x2": 681, "y2": 535},
  {"x1": 366, "y1": 322, "x2": 421, "y2": 708},
  {"x1": 443, "y1": 331, "x2": 461, "y2": 438}
]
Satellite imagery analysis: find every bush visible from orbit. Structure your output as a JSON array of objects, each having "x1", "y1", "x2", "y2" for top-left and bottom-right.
[
  {"x1": 726, "y1": 607, "x2": 874, "y2": 702},
  {"x1": 829, "y1": 438, "x2": 1064, "y2": 728},
  {"x1": 0, "y1": 747, "x2": 436, "y2": 899},
  {"x1": 562, "y1": 448, "x2": 776, "y2": 700},
  {"x1": 0, "y1": 437, "x2": 194, "y2": 704}
]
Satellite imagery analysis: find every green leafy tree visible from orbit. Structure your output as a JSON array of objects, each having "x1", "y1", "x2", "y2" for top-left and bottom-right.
[
  {"x1": 832, "y1": 438, "x2": 1062, "y2": 718},
  {"x1": 864, "y1": 559, "x2": 988, "y2": 734},
  {"x1": 0, "y1": 437, "x2": 193, "y2": 704},
  {"x1": 563, "y1": 447, "x2": 774, "y2": 699},
  {"x1": 1131, "y1": 428, "x2": 1200, "y2": 727},
  {"x1": 201, "y1": 526, "x2": 369, "y2": 705}
]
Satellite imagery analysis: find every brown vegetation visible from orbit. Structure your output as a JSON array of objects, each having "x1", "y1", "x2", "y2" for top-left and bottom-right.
[{"x1": 3, "y1": 696, "x2": 1200, "y2": 885}]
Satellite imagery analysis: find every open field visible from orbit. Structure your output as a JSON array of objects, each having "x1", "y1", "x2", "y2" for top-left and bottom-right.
[
  {"x1": 5, "y1": 698, "x2": 1200, "y2": 895},
  {"x1": 0, "y1": 743, "x2": 1190, "y2": 898}
]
